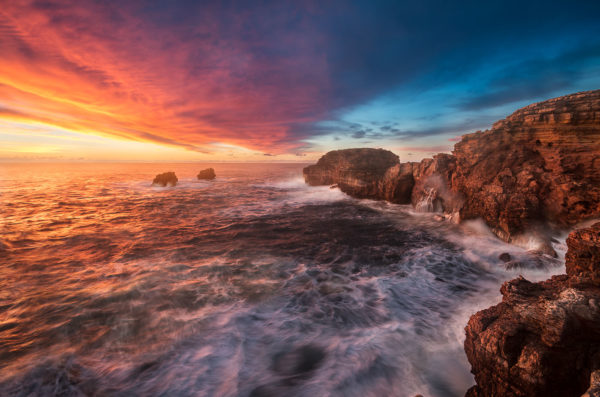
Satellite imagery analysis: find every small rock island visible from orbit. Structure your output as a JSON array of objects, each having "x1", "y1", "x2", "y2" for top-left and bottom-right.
[
  {"x1": 197, "y1": 168, "x2": 216, "y2": 180},
  {"x1": 152, "y1": 171, "x2": 178, "y2": 187}
]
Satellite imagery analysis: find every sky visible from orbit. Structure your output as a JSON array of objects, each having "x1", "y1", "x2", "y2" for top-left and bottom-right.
[{"x1": 1, "y1": 0, "x2": 599, "y2": 162}]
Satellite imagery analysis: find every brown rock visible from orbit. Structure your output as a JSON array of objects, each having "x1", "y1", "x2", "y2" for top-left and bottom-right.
[
  {"x1": 197, "y1": 168, "x2": 216, "y2": 180},
  {"x1": 566, "y1": 222, "x2": 600, "y2": 282},
  {"x1": 410, "y1": 153, "x2": 460, "y2": 213},
  {"x1": 452, "y1": 90, "x2": 600, "y2": 242},
  {"x1": 303, "y1": 90, "x2": 600, "y2": 245},
  {"x1": 464, "y1": 223, "x2": 600, "y2": 397},
  {"x1": 302, "y1": 148, "x2": 413, "y2": 202},
  {"x1": 151, "y1": 171, "x2": 178, "y2": 187}
]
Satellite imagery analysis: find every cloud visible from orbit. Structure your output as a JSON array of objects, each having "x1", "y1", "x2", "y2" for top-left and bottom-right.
[
  {"x1": 1, "y1": 0, "x2": 599, "y2": 157},
  {"x1": 456, "y1": 42, "x2": 600, "y2": 112}
]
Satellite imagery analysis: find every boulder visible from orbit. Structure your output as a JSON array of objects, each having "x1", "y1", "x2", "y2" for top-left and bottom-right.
[
  {"x1": 464, "y1": 222, "x2": 600, "y2": 397},
  {"x1": 197, "y1": 168, "x2": 216, "y2": 180},
  {"x1": 152, "y1": 171, "x2": 178, "y2": 187}
]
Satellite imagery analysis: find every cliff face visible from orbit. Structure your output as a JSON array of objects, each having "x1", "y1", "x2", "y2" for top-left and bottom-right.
[
  {"x1": 303, "y1": 90, "x2": 600, "y2": 245},
  {"x1": 452, "y1": 90, "x2": 600, "y2": 242},
  {"x1": 464, "y1": 222, "x2": 600, "y2": 397}
]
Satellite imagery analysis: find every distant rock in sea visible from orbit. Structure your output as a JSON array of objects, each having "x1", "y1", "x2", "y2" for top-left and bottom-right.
[
  {"x1": 464, "y1": 222, "x2": 600, "y2": 397},
  {"x1": 303, "y1": 89, "x2": 600, "y2": 251},
  {"x1": 197, "y1": 168, "x2": 216, "y2": 180},
  {"x1": 152, "y1": 171, "x2": 178, "y2": 187}
]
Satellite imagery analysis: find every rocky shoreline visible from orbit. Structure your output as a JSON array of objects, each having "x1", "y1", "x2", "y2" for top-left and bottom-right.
[
  {"x1": 303, "y1": 89, "x2": 600, "y2": 396},
  {"x1": 465, "y1": 222, "x2": 600, "y2": 397},
  {"x1": 304, "y1": 89, "x2": 600, "y2": 255}
]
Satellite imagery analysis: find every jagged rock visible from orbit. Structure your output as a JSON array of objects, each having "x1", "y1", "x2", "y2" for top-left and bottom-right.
[
  {"x1": 464, "y1": 222, "x2": 600, "y2": 397},
  {"x1": 410, "y1": 153, "x2": 459, "y2": 213},
  {"x1": 151, "y1": 171, "x2": 178, "y2": 187},
  {"x1": 197, "y1": 168, "x2": 216, "y2": 180},
  {"x1": 566, "y1": 222, "x2": 600, "y2": 282}
]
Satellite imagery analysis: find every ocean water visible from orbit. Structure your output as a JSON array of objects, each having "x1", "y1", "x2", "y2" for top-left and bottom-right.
[{"x1": 0, "y1": 162, "x2": 565, "y2": 397}]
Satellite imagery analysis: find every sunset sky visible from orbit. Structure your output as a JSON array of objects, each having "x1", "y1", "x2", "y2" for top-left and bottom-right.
[{"x1": 1, "y1": 0, "x2": 599, "y2": 162}]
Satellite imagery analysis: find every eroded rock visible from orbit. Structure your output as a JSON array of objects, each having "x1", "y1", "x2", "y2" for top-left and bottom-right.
[
  {"x1": 151, "y1": 171, "x2": 178, "y2": 187},
  {"x1": 197, "y1": 168, "x2": 216, "y2": 180},
  {"x1": 464, "y1": 222, "x2": 600, "y2": 397}
]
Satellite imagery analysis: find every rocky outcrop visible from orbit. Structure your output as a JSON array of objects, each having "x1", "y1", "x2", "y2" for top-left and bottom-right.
[
  {"x1": 303, "y1": 148, "x2": 411, "y2": 202},
  {"x1": 303, "y1": 90, "x2": 600, "y2": 246},
  {"x1": 152, "y1": 171, "x2": 178, "y2": 187},
  {"x1": 452, "y1": 90, "x2": 600, "y2": 244},
  {"x1": 411, "y1": 153, "x2": 459, "y2": 213},
  {"x1": 464, "y1": 222, "x2": 600, "y2": 397},
  {"x1": 566, "y1": 223, "x2": 600, "y2": 281},
  {"x1": 197, "y1": 168, "x2": 216, "y2": 180}
]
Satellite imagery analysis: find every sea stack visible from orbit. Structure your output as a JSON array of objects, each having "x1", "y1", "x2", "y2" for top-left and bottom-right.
[
  {"x1": 464, "y1": 222, "x2": 600, "y2": 397},
  {"x1": 197, "y1": 168, "x2": 216, "y2": 180},
  {"x1": 152, "y1": 171, "x2": 178, "y2": 187}
]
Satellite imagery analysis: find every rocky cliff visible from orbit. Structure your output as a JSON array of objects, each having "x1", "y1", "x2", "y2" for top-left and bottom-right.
[
  {"x1": 303, "y1": 90, "x2": 600, "y2": 247},
  {"x1": 452, "y1": 90, "x2": 600, "y2": 246},
  {"x1": 464, "y1": 222, "x2": 600, "y2": 397}
]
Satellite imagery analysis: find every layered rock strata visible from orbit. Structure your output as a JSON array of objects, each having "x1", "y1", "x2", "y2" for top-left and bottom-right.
[
  {"x1": 464, "y1": 222, "x2": 600, "y2": 397},
  {"x1": 303, "y1": 90, "x2": 600, "y2": 245}
]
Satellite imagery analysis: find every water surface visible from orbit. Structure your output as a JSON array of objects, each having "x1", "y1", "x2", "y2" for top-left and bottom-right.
[{"x1": 0, "y1": 162, "x2": 563, "y2": 397}]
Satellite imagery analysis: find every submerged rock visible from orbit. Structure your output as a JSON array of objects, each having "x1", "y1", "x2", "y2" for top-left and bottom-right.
[
  {"x1": 197, "y1": 168, "x2": 216, "y2": 180},
  {"x1": 464, "y1": 222, "x2": 600, "y2": 397},
  {"x1": 152, "y1": 171, "x2": 178, "y2": 187}
]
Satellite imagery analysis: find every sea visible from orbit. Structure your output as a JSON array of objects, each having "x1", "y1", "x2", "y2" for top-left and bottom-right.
[{"x1": 0, "y1": 162, "x2": 565, "y2": 397}]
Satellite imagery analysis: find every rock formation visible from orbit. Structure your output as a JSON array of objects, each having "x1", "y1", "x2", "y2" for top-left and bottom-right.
[
  {"x1": 303, "y1": 90, "x2": 600, "y2": 247},
  {"x1": 197, "y1": 168, "x2": 216, "y2": 180},
  {"x1": 464, "y1": 222, "x2": 600, "y2": 397},
  {"x1": 151, "y1": 171, "x2": 178, "y2": 187},
  {"x1": 303, "y1": 148, "x2": 410, "y2": 201},
  {"x1": 452, "y1": 90, "x2": 600, "y2": 245}
]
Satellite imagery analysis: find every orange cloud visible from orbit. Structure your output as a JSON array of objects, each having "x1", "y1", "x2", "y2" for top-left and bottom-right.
[{"x1": 0, "y1": 1, "x2": 331, "y2": 158}]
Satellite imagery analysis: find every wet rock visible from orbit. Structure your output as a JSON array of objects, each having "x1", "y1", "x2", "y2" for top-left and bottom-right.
[
  {"x1": 465, "y1": 222, "x2": 600, "y2": 397},
  {"x1": 411, "y1": 153, "x2": 460, "y2": 213},
  {"x1": 197, "y1": 168, "x2": 216, "y2": 180},
  {"x1": 498, "y1": 252, "x2": 512, "y2": 263},
  {"x1": 151, "y1": 171, "x2": 178, "y2": 187}
]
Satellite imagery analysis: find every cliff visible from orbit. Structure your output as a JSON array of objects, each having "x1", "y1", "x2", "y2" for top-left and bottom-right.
[
  {"x1": 452, "y1": 90, "x2": 600, "y2": 245},
  {"x1": 303, "y1": 90, "x2": 600, "y2": 248},
  {"x1": 464, "y1": 222, "x2": 600, "y2": 397}
]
